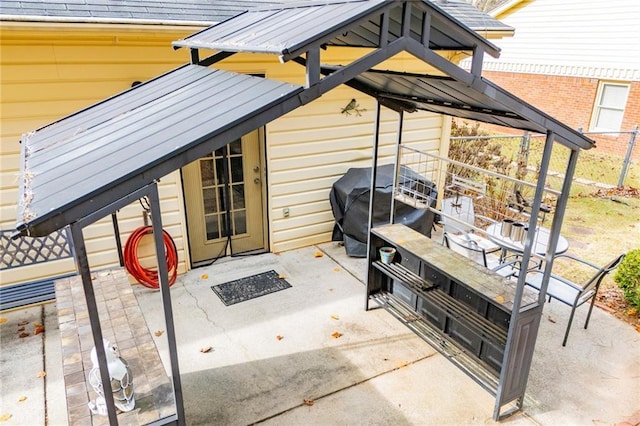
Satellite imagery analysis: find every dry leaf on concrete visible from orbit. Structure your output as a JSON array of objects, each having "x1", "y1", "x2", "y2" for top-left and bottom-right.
[
  {"x1": 154, "y1": 330, "x2": 164, "y2": 337},
  {"x1": 18, "y1": 396, "x2": 26, "y2": 402},
  {"x1": 0, "y1": 318, "x2": 7, "y2": 324},
  {"x1": 333, "y1": 267, "x2": 340, "y2": 272},
  {"x1": 19, "y1": 332, "x2": 29, "y2": 338},
  {"x1": 276, "y1": 335, "x2": 284, "y2": 341},
  {"x1": 0, "y1": 413, "x2": 12, "y2": 422},
  {"x1": 18, "y1": 320, "x2": 29, "y2": 326},
  {"x1": 36, "y1": 371, "x2": 46, "y2": 378},
  {"x1": 331, "y1": 331, "x2": 342, "y2": 339},
  {"x1": 314, "y1": 251, "x2": 323, "y2": 258},
  {"x1": 303, "y1": 399, "x2": 314, "y2": 406},
  {"x1": 201, "y1": 274, "x2": 208, "y2": 280},
  {"x1": 330, "y1": 315, "x2": 339, "y2": 320},
  {"x1": 278, "y1": 274, "x2": 286, "y2": 279},
  {"x1": 34, "y1": 326, "x2": 45, "y2": 335},
  {"x1": 200, "y1": 346, "x2": 213, "y2": 353}
]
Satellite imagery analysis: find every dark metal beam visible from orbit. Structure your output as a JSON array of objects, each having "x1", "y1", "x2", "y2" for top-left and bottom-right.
[
  {"x1": 148, "y1": 183, "x2": 186, "y2": 425},
  {"x1": 198, "y1": 51, "x2": 237, "y2": 67},
  {"x1": 190, "y1": 49, "x2": 199, "y2": 65},
  {"x1": 403, "y1": 38, "x2": 594, "y2": 150},
  {"x1": 69, "y1": 222, "x2": 119, "y2": 425},
  {"x1": 306, "y1": 47, "x2": 320, "y2": 87}
]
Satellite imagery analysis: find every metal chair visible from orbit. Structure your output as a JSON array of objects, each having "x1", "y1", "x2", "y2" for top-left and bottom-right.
[
  {"x1": 525, "y1": 253, "x2": 626, "y2": 346},
  {"x1": 443, "y1": 232, "x2": 519, "y2": 278},
  {"x1": 440, "y1": 194, "x2": 500, "y2": 254}
]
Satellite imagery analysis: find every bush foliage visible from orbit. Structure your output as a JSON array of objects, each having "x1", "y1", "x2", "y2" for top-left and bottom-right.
[{"x1": 615, "y1": 249, "x2": 640, "y2": 310}]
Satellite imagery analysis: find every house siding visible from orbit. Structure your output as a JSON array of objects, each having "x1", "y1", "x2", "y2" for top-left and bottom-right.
[
  {"x1": 482, "y1": 71, "x2": 640, "y2": 160},
  {"x1": 472, "y1": 0, "x2": 640, "y2": 161},
  {"x1": 1, "y1": 25, "x2": 448, "y2": 287},
  {"x1": 485, "y1": 0, "x2": 640, "y2": 81}
]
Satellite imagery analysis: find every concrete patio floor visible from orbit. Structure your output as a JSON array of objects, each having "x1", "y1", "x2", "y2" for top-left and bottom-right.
[{"x1": 1, "y1": 241, "x2": 639, "y2": 425}]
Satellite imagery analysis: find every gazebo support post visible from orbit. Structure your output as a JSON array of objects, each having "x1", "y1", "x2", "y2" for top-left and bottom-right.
[
  {"x1": 68, "y1": 182, "x2": 184, "y2": 425},
  {"x1": 69, "y1": 222, "x2": 119, "y2": 425},
  {"x1": 365, "y1": 100, "x2": 382, "y2": 310},
  {"x1": 148, "y1": 182, "x2": 186, "y2": 424}
]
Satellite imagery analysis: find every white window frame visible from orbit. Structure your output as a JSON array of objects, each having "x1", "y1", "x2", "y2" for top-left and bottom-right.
[{"x1": 589, "y1": 81, "x2": 630, "y2": 132}]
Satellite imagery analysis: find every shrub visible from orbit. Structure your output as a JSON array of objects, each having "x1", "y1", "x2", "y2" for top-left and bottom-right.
[{"x1": 614, "y1": 249, "x2": 640, "y2": 310}]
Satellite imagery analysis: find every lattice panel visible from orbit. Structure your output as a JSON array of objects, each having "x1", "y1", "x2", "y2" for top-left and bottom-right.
[{"x1": 1, "y1": 228, "x2": 73, "y2": 270}]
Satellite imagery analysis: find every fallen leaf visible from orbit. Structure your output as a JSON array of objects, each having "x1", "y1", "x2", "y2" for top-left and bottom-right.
[
  {"x1": 34, "y1": 326, "x2": 45, "y2": 335},
  {"x1": 201, "y1": 274, "x2": 208, "y2": 280},
  {"x1": 154, "y1": 330, "x2": 164, "y2": 337},
  {"x1": 636, "y1": 325, "x2": 640, "y2": 333},
  {"x1": 626, "y1": 308, "x2": 637, "y2": 316},
  {"x1": 33, "y1": 322, "x2": 42, "y2": 328},
  {"x1": 18, "y1": 320, "x2": 29, "y2": 326},
  {"x1": 0, "y1": 413, "x2": 12, "y2": 422},
  {"x1": 200, "y1": 346, "x2": 213, "y2": 353},
  {"x1": 330, "y1": 315, "x2": 339, "y2": 320},
  {"x1": 91, "y1": 275, "x2": 96, "y2": 280},
  {"x1": 36, "y1": 371, "x2": 46, "y2": 378},
  {"x1": 303, "y1": 399, "x2": 314, "y2": 406},
  {"x1": 0, "y1": 318, "x2": 7, "y2": 324},
  {"x1": 19, "y1": 332, "x2": 29, "y2": 338},
  {"x1": 333, "y1": 267, "x2": 340, "y2": 272},
  {"x1": 276, "y1": 335, "x2": 284, "y2": 341},
  {"x1": 331, "y1": 331, "x2": 342, "y2": 339},
  {"x1": 18, "y1": 396, "x2": 27, "y2": 402},
  {"x1": 314, "y1": 251, "x2": 323, "y2": 258},
  {"x1": 17, "y1": 326, "x2": 25, "y2": 332},
  {"x1": 278, "y1": 274, "x2": 286, "y2": 279},
  {"x1": 495, "y1": 295, "x2": 505, "y2": 304},
  {"x1": 547, "y1": 316, "x2": 556, "y2": 324}
]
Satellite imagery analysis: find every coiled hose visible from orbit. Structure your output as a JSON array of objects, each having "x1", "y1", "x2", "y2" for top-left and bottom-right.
[{"x1": 124, "y1": 226, "x2": 178, "y2": 289}]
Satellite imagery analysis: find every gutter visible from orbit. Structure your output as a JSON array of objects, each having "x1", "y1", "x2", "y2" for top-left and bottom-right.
[{"x1": 0, "y1": 14, "x2": 215, "y2": 27}]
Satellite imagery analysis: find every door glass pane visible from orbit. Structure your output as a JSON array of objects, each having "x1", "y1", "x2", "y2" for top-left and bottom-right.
[
  {"x1": 215, "y1": 157, "x2": 225, "y2": 185},
  {"x1": 200, "y1": 159, "x2": 215, "y2": 187},
  {"x1": 229, "y1": 139, "x2": 242, "y2": 155},
  {"x1": 234, "y1": 211, "x2": 247, "y2": 234},
  {"x1": 205, "y1": 215, "x2": 220, "y2": 240},
  {"x1": 203, "y1": 188, "x2": 217, "y2": 214},
  {"x1": 218, "y1": 187, "x2": 226, "y2": 211},
  {"x1": 232, "y1": 185, "x2": 245, "y2": 209},
  {"x1": 231, "y1": 157, "x2": 244, "y2": 183}
]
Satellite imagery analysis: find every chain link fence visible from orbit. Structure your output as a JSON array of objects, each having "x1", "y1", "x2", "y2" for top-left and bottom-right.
[{"x1": 451, "y1": 126, "x2": 639, "y2": 196}]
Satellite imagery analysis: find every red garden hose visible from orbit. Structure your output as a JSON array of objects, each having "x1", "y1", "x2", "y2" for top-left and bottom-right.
[{"x1": 124, "y1": 226, "x2": 178, "y2": 289}]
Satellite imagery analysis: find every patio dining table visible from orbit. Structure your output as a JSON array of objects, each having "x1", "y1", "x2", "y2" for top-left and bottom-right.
[{"x1": 485, "y1": 223, "x2": 569, "y2": 257}]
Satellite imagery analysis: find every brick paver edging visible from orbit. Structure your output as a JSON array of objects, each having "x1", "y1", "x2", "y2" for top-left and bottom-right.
[{"x1": 55, "y1": 269, "x2": 175, "y2": 425}]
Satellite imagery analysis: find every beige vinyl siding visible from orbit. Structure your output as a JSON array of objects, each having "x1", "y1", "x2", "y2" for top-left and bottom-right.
[
  {"x1": 0, "y1": 23, "x2": 195, "y2": 287},
  {"x1": 483, "y1": 0, "x2": 640, "y2": 80},
  {"x1": 262, "y1": 50, "x2": 448, "y2": 253}
]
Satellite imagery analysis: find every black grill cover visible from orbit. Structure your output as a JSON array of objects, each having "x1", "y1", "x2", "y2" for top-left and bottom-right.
[{"x1": 329, "y1": 164, "x2": 437, "y2": 257}]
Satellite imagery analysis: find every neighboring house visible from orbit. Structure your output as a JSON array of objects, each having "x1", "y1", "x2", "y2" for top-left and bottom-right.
[
  {"x1": 0, "y1": 1, "x2": 513, "y2": 294},
  {"x1": 475, "y1": 0, "x2": 640, "y2": 159}
]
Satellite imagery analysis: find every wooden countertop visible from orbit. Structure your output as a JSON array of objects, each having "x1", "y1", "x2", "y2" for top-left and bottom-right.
[{"x1": 371, "y1": 224, "x2": 538, "y2": 312}]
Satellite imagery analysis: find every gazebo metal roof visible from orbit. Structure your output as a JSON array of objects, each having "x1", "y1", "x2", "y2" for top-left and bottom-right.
[
  {"x1": 12, "y1": 1, "x2": 593, "y2": 423},
  {"x1": 15, "y1": 0, "x2": 593, "y2": 239}
]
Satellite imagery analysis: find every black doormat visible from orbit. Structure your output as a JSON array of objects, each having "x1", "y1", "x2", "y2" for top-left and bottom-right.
[{"x1": 211, "y1": 270, "x2": 291, "y2": 306}]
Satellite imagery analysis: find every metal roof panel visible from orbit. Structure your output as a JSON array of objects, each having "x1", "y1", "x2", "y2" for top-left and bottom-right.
[
  {"x1": 17, "y1": 66, "x2": 303, "y2": 233},
  {"x1": 173, "y1": 0, "x2": 502, "y2": 58}
]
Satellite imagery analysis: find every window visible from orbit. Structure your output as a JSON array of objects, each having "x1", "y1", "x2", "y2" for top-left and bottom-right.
[{"x1": 590, "y1": 82, "x2": 630, "y2": 132}]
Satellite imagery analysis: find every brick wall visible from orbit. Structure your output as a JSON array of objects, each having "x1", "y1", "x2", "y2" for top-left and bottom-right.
[{"x1": 480, "y1": 71, "x2": 639, "y2": 162}]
